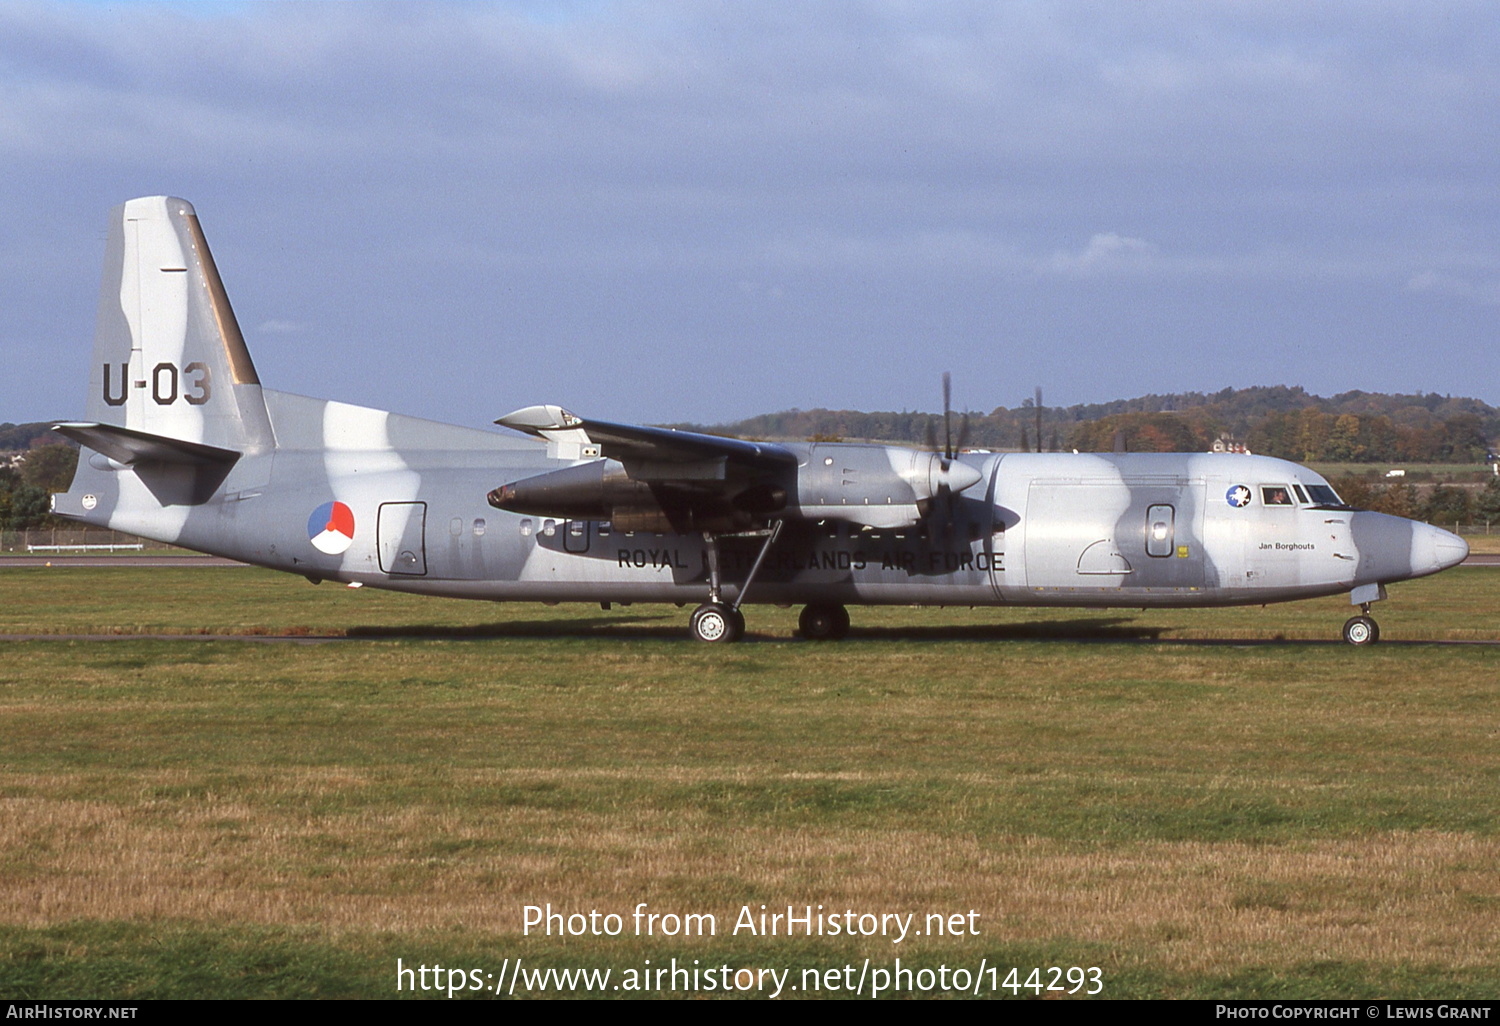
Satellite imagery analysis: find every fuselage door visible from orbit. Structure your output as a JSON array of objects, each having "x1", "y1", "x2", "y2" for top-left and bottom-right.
[
  {"x1": 377, "y1": 501, "x2": 428, "y2": 575},
  {"x1": 1146, "y1": 504, "x2": 1175, "y2": 558}
]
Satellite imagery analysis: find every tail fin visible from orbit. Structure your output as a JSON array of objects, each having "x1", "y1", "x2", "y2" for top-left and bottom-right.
[{"x1": 86, "y1": 197, "x2": 274, "y2": 453}]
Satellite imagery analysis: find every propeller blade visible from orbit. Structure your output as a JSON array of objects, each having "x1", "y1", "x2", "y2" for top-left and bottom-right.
[
  {"x1": 1034, "y1": 385, "x2": 1043, "y2": 453},
  {"x1": 942, "y1": 372, "x2": 954, "y2": 461}
]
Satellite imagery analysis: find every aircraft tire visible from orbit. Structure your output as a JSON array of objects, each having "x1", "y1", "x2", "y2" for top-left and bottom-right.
[
  {"x1": 1342, "y1": 615, "x2": 1380, "y2": 646},
  {"x1": 799, "y1": 603, "x2": 850, "y2": 641},
  {"x1": 691, "y1": 603, "x2": 741, "y2": 643}
]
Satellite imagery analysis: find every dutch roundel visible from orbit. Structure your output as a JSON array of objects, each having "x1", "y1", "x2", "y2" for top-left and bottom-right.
[
  {"x1": 308, "y1": 501, "x2": 356, "y2": 554},
  {"x1": 1226, "y1": 484, "x2": 1253, "y2": 508}
]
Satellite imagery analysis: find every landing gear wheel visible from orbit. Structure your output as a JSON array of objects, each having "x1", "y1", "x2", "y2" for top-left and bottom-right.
[
  {"x1": 799, "y1": 603, "x2": 850, "y2": 641},
  {"x1": 1342, "y1": 615, "x2": 1380, "y2": 646},
  {"x1": 690, "y1": 603, "x2": 742, "y2": 643}
]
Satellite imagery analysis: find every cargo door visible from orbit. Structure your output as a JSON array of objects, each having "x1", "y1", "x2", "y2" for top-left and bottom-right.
[{"x1": 378, "y1": 501, "x2": 428, "y2": 575}]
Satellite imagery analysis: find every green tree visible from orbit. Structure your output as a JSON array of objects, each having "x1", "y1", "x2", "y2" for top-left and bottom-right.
[
  {"x1": 0, "y1": 480, "x2": 50, "y2": 530},
  {"x1": 1330, "y1": 474, "x2": 1376, "y2": 510},
  {"x1": 1369, "y1": 483, "x2": 1419, "y2": 519},
  {"x1": 1475, "y1": 477, "x2": 1500, "y2": 523},
  {"x1": 19, "y1": 442, "x2": 78, "y2": 494},
  {"x1": 1422, "y1": 484, "x2": 1472, "y2": 526},
  {"x1": 1325, "y1": 414, "x2": 1365, "y2": 461}
]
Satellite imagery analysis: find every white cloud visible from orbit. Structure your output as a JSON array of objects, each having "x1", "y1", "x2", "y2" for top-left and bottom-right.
[
  {"x1": 1406, "y1": 270, "x2": 1500, "y2": 306},
  {"x1": 1042, "y1": 233, "x2": 1159, "y2": 275}
]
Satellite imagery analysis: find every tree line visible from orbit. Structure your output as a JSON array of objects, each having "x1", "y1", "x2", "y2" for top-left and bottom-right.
[
  {"x1": 1331, "y1": 475, "x2": 1500, "y2": 527},
  {"x1": 683, "y1": 386, "x2": 1498, "y2": 462}
]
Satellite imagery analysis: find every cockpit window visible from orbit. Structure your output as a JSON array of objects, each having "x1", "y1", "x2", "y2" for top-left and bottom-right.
[
  {"x1": 1261, "y1": 485, "x2": 1295, "y2": 506},
  {"x1": 1306, "y1": 484, "x2": 1345, "y2": 506},
  {"x1": 1292, "y1": 484, "x2": 1309, "y2": 504}
]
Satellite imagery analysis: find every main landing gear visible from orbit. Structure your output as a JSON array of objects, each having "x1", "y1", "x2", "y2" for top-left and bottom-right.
[
  {"x1": 798, "y1": 602, "x2": 850, "y2": 641},
  {"x1": 689, "y1": 602, "x2": 746, "y2": 643},
  {"x1": 688, "y1": 522, "x2": 782, "y2": 644},
  {"x1": 685, "y1": 524, "x2": 853, "y2": 643}
]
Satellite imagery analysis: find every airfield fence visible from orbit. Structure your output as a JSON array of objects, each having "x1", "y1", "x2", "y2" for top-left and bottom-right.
[{"x1": 1, "y1": 529, "x2": 180, "y2": 553}]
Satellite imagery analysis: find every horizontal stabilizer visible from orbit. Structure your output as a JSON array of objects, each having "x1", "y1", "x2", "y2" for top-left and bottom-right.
[{"x1": 53, "y1": 422, "x2": 241, "y2": 468}]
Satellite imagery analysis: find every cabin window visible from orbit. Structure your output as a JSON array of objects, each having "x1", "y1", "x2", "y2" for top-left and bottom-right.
[
  {"x1": 543, "y1": 519, "x2": 557, "y2": 537},
  {"x1": 1261, "y1": 485, "x2": 1294, "y2": 506},
  {"x1": 473, "y1": 518, "x2": 486, "y2": 536},
  {"x1": 449, "y1": 517, "x2": 463, "y2": 537},
  {"x1": 518, "y1": 518, "x2": 531, "y2": 537}
]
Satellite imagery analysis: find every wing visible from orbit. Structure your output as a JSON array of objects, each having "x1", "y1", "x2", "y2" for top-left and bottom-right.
[
  {"x1": 496, "y1": 405, "x2": 797, "y2": 473},
  {"x1": 491, "y1": 405, "x2": 798, "y2": 532}
]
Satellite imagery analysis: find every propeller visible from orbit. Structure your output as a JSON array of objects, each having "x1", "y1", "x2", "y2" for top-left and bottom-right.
[
  {"x1": 917, "y1": 373, "x2": 981, "y2": 527},
  {"x1": 936, "y1": 372, "x2": 971, "y2": 464}
]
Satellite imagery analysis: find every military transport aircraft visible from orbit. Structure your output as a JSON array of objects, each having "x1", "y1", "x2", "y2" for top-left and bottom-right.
[{"x1": 51, "y1": 198, "x2": 1469, "y2": 644}]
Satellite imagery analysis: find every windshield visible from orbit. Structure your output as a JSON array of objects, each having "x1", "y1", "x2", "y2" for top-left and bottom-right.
[{"x1": 1304, "y1": 483, "x2": 1350, "y2": 509}]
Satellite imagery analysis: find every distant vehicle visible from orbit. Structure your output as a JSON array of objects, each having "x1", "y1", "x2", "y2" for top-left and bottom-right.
[
  {"x1": 51, "y1": 198, "x2": 1468, "y2": 645},
  {"x1": 1385, "y1": 469, "x2": 1407, "y2": 478}
]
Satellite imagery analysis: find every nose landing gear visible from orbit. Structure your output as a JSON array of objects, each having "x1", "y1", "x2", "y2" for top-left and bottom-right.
[{"x1": 1342, "y1": 602, "x2": 1381, "y2": 646}]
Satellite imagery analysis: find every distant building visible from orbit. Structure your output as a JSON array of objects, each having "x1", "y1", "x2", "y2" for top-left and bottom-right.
[{"x1": 1211, "y1": 435, "x2": 1249, "y2": 454}]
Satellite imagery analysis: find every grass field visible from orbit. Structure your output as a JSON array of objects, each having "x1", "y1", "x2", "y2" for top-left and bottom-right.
[{"x1": 1, "y1": 565, "x2": 1498, "y2": 999}]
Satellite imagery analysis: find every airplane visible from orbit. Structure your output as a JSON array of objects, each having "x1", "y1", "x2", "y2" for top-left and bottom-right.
[{"x1": 50, "y1": 197, "x2": 1470, "y2": 645}]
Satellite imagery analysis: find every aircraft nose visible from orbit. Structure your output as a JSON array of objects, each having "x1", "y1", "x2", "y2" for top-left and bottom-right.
[
  {"x1": 1431, "y1": 527, "x2": 1469, "y2": 571},
  {"x1": 1414, "y1": 522, "x2": 1469, "y2": 575}
]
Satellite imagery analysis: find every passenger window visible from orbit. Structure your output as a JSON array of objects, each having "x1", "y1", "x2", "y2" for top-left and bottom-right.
[
  {"x1": 1261, "y1": 485, "x2": 1294, "y2": 506},
  {"x1": 518, "y1": 518, "x2": 531, "y2": 537}
]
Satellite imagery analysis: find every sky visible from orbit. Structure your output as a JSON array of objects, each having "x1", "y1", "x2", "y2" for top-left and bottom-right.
[{"x1": 2, "y1": 1, "x2": 1498, "y2": 430}]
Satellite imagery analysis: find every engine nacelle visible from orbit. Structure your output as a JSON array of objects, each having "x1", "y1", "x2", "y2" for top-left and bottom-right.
[
  {"x1": 488, "y1": 444, "x2": 982, "y2": 533},
  {"x1": 487, "y1": 459, "x2": 786, "y2": 534},
  {"x1": 788, "y1": 444, "x2": 983, "y2": 528}
]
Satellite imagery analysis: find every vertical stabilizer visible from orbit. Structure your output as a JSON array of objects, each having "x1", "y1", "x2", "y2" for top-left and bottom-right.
[{"x1": 86, "y1": 197, "x2": 274, "y2": 453}]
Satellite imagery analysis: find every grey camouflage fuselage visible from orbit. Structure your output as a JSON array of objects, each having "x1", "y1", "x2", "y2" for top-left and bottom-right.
[{"x1": 51, "y1": 199, "x2": 1468, "y2": 636}]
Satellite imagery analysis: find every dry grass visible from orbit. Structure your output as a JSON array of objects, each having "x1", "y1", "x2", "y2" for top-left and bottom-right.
[
  {"x1": 4, "y1": 781, "x2": 1497, "y2": 973},
  {"x1": 2, "y1": 566, "x2": 1499, "y2": 997}
]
